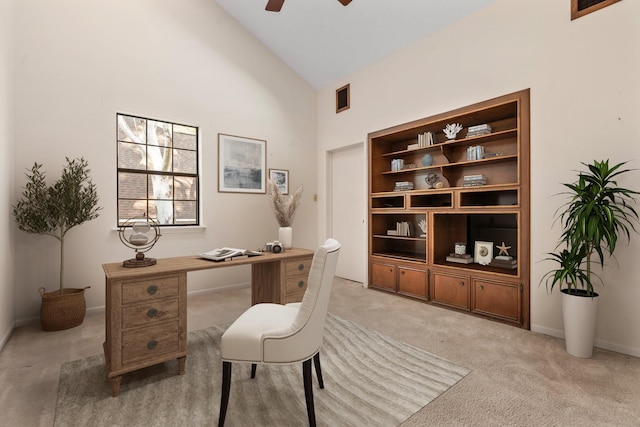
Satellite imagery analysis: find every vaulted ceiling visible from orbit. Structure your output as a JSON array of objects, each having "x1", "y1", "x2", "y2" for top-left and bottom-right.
[{"x1": 215, "y1": 0, "x2": 496, "y2": 89}]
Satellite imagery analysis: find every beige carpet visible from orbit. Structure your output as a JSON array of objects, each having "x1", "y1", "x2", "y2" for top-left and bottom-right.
[{"x1": 54, "y1": 314, "x2": 470, "y2": 426}]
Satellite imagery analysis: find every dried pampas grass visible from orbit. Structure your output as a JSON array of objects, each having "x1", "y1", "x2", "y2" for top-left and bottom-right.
[{"x1": 267, "y1": 179, "x2": 303, "y2": 227}]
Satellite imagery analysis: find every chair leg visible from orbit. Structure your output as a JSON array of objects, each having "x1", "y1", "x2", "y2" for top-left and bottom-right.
[
  {"x1": 218, "y1": 361, "x2": 232, "y2": 427},
  {"x1": 251, "y1": 363, "x2": 257, "y2": 379},
  {"x1": 303, "y1": 359, "x2": 316, "y2": 427},
  {"x1": 313, "y1": 352, "x2": 324, "y2": 389}
]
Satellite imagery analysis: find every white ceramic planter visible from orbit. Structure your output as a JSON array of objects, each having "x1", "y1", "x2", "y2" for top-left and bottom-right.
[
  {"x1": 561, "y1": 289, "x2": 599, "y2": 358},
  {"x1": 278, "y1": 227, "x2": 293, "y2": 249}
]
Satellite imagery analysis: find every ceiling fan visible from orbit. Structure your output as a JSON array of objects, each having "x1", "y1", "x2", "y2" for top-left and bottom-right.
[{"x1": 266, "y1": 0, "x2": 352, "y2": 12}]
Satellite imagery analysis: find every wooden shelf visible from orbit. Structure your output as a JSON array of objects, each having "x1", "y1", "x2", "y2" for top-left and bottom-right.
[{"x1": 368, "y1": 89, "x2": 530, "y2": 329}]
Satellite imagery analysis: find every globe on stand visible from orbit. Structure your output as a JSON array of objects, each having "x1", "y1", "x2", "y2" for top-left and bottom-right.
[{"x1": 119, "y1": 216, "x2": 161, "y2": 267}]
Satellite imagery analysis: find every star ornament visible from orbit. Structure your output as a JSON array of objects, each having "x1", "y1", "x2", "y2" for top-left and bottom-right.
[{"x1": 496, "y1": 242, "x2": 511, "y2": 257}]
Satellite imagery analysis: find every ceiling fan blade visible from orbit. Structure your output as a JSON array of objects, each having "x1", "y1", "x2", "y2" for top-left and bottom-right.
[
  {"x1": 266, "y1": 0, "x2": 285, "y2": 12},
  {"x1": 338, "y1": 0, "x2": 352, "y2": 5}
]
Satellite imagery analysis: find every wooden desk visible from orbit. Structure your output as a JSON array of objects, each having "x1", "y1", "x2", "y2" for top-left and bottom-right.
[{"x1": 102, "y1": 248, "x2": 314, "y2": 396}]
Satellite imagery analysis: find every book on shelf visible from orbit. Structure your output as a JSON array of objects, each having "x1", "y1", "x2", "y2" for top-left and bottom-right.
[
  {"x1": 489, "y1": 257, "x2": 518, "y2": 269},
  {"x1": 417, "y1": 131, "x2": 436, "y2": 148},
  {"x1": 407, "y1": 143, "x2": 419, "y2": 150},
  {"x1": 394, "y1": 181, "x2": 414, "y2": 191},
  {"x1": 391, "y1": 158, "x2": 405, "y2": 171},
  {"x1": 466, "y1": 124, "x2": 492, "y2": 138},
  {"x1": 199, "y1": 247, "x2": 263, "y2": 262},
  {"x1": 466, "y1": 145, "x2": 485, "y2": 161},
  {"x1": 446, "y1": 254, "x2": 474, "y2": 264},
  {"x1": 463, "y1": 174, "x2": 486, "y2": 180},
  {"x1": 394, "y1": 221, "x2": 412, "y2": 237},
  {"x1": 462, "y1": 174, "x2": 487, "y2": 186}
]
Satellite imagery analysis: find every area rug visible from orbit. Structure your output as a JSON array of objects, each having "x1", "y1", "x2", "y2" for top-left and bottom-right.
[{"x1": 54, "y1": 314, "x2": 470, "y2": 426}]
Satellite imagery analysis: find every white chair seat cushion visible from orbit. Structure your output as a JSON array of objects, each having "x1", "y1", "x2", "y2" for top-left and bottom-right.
[{"x1": 221, "y1": 303, "x2": 298, "y2": 363}]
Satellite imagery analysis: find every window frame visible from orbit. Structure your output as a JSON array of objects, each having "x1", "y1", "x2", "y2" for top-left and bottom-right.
[
  {"x1": 116, "y1": 113, "x2": 200, "y2": 227},
  {"x1": 571, "y1": 0, "x2": 622, "y2": 20}
]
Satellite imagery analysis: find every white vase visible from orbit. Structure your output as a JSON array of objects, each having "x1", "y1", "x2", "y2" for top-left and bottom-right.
[
  {"x1": 278, "y1": 227, "x2": 293, "y2": 249},
  {"x1": 561, "y1": 289, "x2": 599, "y2": 358}
]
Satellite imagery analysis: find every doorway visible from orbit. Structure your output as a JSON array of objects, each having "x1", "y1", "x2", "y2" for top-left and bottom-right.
[{"x1": 327, "y1": 143, "x2": 366, "y2": 284}]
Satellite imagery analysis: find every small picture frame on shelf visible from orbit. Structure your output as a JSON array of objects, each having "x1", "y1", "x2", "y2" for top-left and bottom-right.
[{"x1": 474, "y1": 241, "x2": 493, "y2": 265}]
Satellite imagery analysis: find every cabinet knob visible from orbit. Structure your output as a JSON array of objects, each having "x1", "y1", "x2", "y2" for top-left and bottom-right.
[
  {"x1": 459, "y1": 281, "x2": 465, "y2": 287},
  {"x1": 400, "y1": 271, "x2": 405, "y2": 275},
  {"x1": 298, "y1": 280, "x2": 304, "y2": 288},
  {"x1": 298, "y1": 263, "x2": 304, "y2": 271},
  {"x1": 147, "y1": 308, "x2": 158, "y2": 318},
  {"x1": 479, "y1": 285, "x2": 484, "y2": 291},
  {"x1": 147, "y1": 285, "x2": 158, "y2": 295},
  {"x1": 147, "y1": 340, "x2": 158, "y2": 350}
]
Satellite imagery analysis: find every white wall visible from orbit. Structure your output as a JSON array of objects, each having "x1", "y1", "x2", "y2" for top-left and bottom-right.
[
  {"x1": 317, "y1": 0, "x2": 640, "y2": 356},
  {"x1": 12, "y1": 0, "x2": 318, "y2": 323},
  {"x1": 0, "y1": 0, "x2": 16, "y2": 348}
]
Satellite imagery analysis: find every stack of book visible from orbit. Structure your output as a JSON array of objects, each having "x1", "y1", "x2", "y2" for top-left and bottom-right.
[
  {"x1": 462, "y1": 174, "x2": 487, "y2": 187},
  {"x1": 467, "y1": 124, "x2": 492, "y2": 137},
  {"x1": 489, "y1": 256, "x2": 517, "y2": 269},
  {"x1": 446, "y1": 253, "x2": 474, "y2": 264},
  {"x1": 394, "y1": 181, "x2": 414, "y2": 191},
  {"x1": 391, "y1": 158, "x2": 405, "y2": 171}
]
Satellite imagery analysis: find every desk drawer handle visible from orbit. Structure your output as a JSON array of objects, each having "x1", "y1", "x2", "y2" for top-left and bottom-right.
[
  {"x1": 297, "y1": 263, "x2": 304, "y2": 271},
  {"x1": 147, "y1": 308, "x2": 158, "y2": 318},
  {"x1": 147, "y1": 285, "x2": 158, "y2": 295},
  {"x1": 147, "y1": 340, "x2": 158, "y2": 350},
  {"x1": 298, "y1": 280, "x2": 305, "y2": 288}
]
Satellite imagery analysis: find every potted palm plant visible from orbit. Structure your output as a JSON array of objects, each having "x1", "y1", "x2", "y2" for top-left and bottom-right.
[
  {"x1": 541, "y1": 159, "x2": 638, "y2": 357},
  {"x1": 13, "y1": 157, "x2": 101, "y2": 331}
]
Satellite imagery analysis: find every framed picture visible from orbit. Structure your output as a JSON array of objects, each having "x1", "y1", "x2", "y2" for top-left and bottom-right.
[
  {"x1": 218, "y1": 134, "x2": 266, "y2": 193},
  {"x1": 269, "y1": 169, "x2": 289, "y2": 195},
  {"x1": 474, "y1": 241, "x2": 493, "y2": 265}
]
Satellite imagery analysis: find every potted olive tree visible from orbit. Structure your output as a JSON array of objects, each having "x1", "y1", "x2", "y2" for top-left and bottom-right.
[
  {"x1": 541, "y1": 159, "x2": 638, "y2": 357},
  {"x1": 13, "y1": 157, "x2": 101, "y2": 331}
]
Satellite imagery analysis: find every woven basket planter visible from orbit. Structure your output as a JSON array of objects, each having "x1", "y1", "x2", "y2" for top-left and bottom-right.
[{"x1": 39, "y1": 286, "x2": 90, "y2": 331}]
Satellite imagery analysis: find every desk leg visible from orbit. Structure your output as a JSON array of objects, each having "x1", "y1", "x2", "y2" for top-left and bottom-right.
[{"x1": 177, "y1": 356, "x2": 186, "y2": 375}]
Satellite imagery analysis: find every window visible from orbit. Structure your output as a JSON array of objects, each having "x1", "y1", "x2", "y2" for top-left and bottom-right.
[
  {"x1": 571, "y1": 0, "x2": 621, "y2": 20},
  {"x1": 117, "y1": 114, "x2": 199, "y2": 226}
]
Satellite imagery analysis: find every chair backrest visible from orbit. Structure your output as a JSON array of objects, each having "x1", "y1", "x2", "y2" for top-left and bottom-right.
[{"x1": 262, "y1": 238, "x2": 341, "y2": 363}]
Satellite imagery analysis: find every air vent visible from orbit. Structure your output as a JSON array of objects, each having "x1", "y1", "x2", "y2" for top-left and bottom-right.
[
  {"x1": 336, "y1": 84, "x2": 350, "y2": 113},
  {"x1": 571, "y1": 0, "x2": 621, "y2": 20}
]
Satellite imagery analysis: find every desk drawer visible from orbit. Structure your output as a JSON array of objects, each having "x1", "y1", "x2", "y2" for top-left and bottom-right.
[
  {"x1": 122, "y1": 320, "x2": 181, "y2": 364},
  {"x1": 121, "y1": 298, "x2": 179, "y2": 329},
  {"x1": 122, "y1": 276, "x2": 180, "y2": 305},
  {"x1": 285, "y1": 291, "x2": 305, "y2": 304},
  {"x1": 284, "y1": 258, "x2": 312, "y2": 277},
  {"x1": 285, "y1": 276, "x2": 308, "y2": 294}
]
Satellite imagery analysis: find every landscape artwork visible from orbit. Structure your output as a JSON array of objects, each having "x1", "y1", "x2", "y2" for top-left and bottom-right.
[{"x1": 218, "y1": 134, "x2": 266, "y2": 193}]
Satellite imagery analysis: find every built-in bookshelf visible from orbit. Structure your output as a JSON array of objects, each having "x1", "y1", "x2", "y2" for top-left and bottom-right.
[{"x1": 368, "y1": 89, "x2": 530, "y2": 328}]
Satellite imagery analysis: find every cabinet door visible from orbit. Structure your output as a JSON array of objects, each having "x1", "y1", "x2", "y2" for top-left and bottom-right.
[
  {"x1": 472, "y1": 279, "x2": 521, "y2": 323},
  {"x1": 370, "y1": 262, "x2": 396, "y2": 291},
  {"x1": 430, "y1": 272, "x2": 470, "y2": 310},
  {"x1": 398, "y1": 267, "x2": 427, "y2": 299}
]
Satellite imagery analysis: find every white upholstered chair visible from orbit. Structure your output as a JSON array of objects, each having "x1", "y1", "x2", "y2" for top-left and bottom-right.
[{"x1": 217, "y1": 238, "x2": 341, "y2": 427}]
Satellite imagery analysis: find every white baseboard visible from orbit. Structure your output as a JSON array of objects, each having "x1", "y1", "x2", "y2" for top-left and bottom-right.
[
  {"x1": 0, "y1": 324, "x2": 15, "y2": 352},
  {"x1": 531, "y1": 323, "x2": 640, "y2": 357}
]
